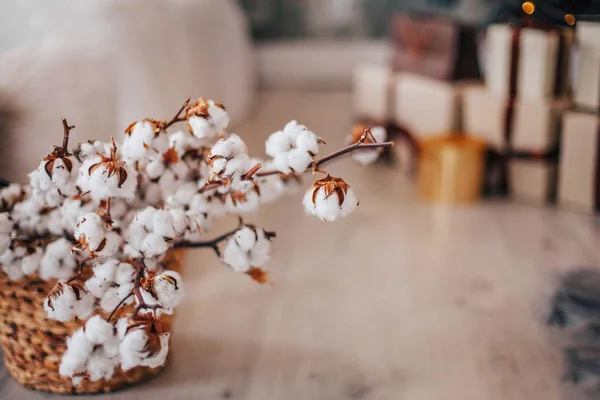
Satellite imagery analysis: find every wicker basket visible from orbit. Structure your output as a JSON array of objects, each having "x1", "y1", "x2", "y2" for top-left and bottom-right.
[{"x1": 0, "y1": 250, "x2": 184, "y2": 394}]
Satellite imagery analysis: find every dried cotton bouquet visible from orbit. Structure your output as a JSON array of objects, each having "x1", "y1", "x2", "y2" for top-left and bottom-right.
[{"x1": 0, "y1": 98, "x2": 393, "y2": 386}]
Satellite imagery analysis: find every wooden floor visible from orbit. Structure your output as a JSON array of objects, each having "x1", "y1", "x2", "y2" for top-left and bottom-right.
[{"x1": 2, "y1": 91, "x2": 600, "y2": 399}]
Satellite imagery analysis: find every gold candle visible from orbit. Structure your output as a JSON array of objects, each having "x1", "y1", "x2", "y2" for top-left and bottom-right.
[{"x1": 418, "y1": 135, "x2": 487, "y2": 204}]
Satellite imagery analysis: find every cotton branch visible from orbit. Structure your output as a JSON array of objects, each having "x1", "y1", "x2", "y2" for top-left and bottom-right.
[
  {"x1": 310, "y1": 128, "x2": 393, "y2": 172},
  {"x1": 198, "y1": 129, "x2": 394, "y2": 194},
  {"x1": 173, "y1": 225, "x2": 276, "y2": 257}
]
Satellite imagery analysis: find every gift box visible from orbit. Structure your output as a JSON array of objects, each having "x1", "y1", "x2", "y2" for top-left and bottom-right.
[
  {"x1": 573, "y1": 22, "x2": 600, "y2": 111},
  {"x1": 393, "y1": 73, "x2": 465, "y2": 140},
  {"x1": 558, "y1": 111, "x2": 600, "y2": 213},
  {"x1": 508, "y1": 158, "x2": 556, "y2": 204},
  {"x1": 463, "y1": 85, "x2": 569, "y2": 152},
  {"x1": 485, "y1": 24, "x2": 572, "y2": 102},
  {"x1": 390, "y1": 13, "x2": 480, "y2": 81},
  {"x1": 352, "y1": 64, "x2": 393, "y2": 122}
]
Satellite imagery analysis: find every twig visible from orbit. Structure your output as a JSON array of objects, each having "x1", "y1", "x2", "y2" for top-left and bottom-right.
[
  {"x1": 241, "y1": 163, "x2": 262, "y2": 180},
  {"x1": 61, "y1": 118, "x2": 75, "y2": 154},
  {"x1": 173, "y1": 228, "x2": 239, "y2": 256},
  {"x1": 165, "y1": 97, "x2": 191, "y2": 129},
  {"x1": 256, "y1": 136, "x2": 395, "y2": 178},
  {"x1": 107, "y1": 292, "x2": 133, "y2": 322},
  {"x1": 199, "y1": 182, "x2": 223, "y2": 194},
  {"x1": 199, "y1": 130, "x2": 394, "y2": 192}
]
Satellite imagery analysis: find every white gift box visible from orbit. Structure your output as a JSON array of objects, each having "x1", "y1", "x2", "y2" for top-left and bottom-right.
[
  {"x1": 463, "y1": 85, "x2": 569, "y2": 152},
  {"x1": 393, "y1": 73, "x2": 464, "y2": 139},
  {"x1": 485, "y1": 24, "x2": 569, "y2": 102},
  {"x1": 352, "y1": 64, "x2": 392, "y2": 121},
  {"x1": 508, "y1": 160, "x2": 556, "y2": 205},
  {"x1": 558, "y1": 111, "x2": 600, "y2": 213},
  {"x1": 573, "y1": 22, "x2": 600, "y2": 111}
]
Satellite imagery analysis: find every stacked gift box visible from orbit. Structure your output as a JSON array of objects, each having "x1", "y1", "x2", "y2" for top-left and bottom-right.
[
  {"x1": 352, "y1": 14, "x2": 600, "y2": 212},
  {"x1": 352, "y1": 12, "x2": 481, "y2": 172},
  {"x1": 462, "y1": 23, "x2": 574, "y2": 204},
  {"x1": 558, "y1": 22, "x2": 600, "y2": 214}
]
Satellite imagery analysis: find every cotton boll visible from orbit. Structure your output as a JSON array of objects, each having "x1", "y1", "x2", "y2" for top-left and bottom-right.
[
  {"x1": 188, "y1": 115, "x2": 213, "y2": 139},
  {"x1": 296, "y1": 130, "x2": 320, "y2": 154},
  {"x1": 169, "y1": 130, "x2": 207, "y2": 156},
  {"x1": 119, "y1": 329, "x2": 149, "y2": 371},
  {"x1": 12, "y1": 198, "x2": 45, "y2": 234},
  {"x1": 114, "y1": 263, "x2": 135, "y2": 285},
  {"x1": 153, "y1": 270, "x2": 184, "y2": 310},
  {"x1": 103, "y1": 337, "x2": 121, "y2": 359},
  {"x1": 39, "y1": 238, "x2": 77, "y2": 280},
  {"x1": 116, "y1": 318, "x2": 129, "y2": 341},
  {"x1": 85, "y1": 276, "x2": 109, "y2": 298},
  {"x1": 87, "y1": 351, "x2": 116, "y2": 382},
  {"x1": 249, "y1": 230, "x2": 272, "y2": 266},
  {"x1": 210, "y1": 158, "x2": 227, "y2": 175},
  {"x1": 222, "y1": 239, "x2": 250, "y2": 273},
  {"x1": 187, "y1": 98, "x2": 230, "y2": 139},
  {"x1": 92, "y1": 259, "x2": 118, "y2": 283},
  {"x1": 21, "y1": 247, "x2": 43, "y2": 276},
  {"x1": 224, "y1": 191, "x2": 261, "y2": 215},
  {"x1": 208, "y1": 102, "x2": 230, "y2": 132},
  {"x1": 152, "y1": 209, "x2": 176, "y2": 239},
  {"x1": 282, "y1": 120, "x2": 307, "y2": 142},
  {"x1": 352, "y1": 150, "x2": 381, "y2": 166},
  {"x1": 75, "y1": 213, "x2": 107, "y2": 251},
  {"x1": 140, "y1": 233, "x2": 169, "y2": 258},
  {"x1": 95, "y1": 231, "x2": 121, "y2": 259},
  {"x1": 122, "y1": 120, "x2": 166, "y2": 162},
  {"x1": 271, "y1": 152, "x2": 292, "y2": 174},
  {"x1": 116, "y1": 282, "x2": 134, "y2": 302},
  {"x1": 265, "y1": 131, "x2": 291, "y2": 157},
  {"x1": 74, "y1": 291, "x2": 96, "y2": 320},
  {"x1": 303, "y1": 176, "x2": 359, "y2": 222},
  {"x1": 234, "y1": 226, "x2": 256, "y2": 252},
  {"x1": 166, "y1": 182, "x2": 197, "y2": 208},
  {"x1": 44, "y1": 283, "x2": 77, "y2": 321},
  {"x1": 100, "y1": 287, "x2": 122, "y2": 313},
  {"x1": 145, "y1": 157, "x2": 166, "y2": 180},
  {"x1": 141, "y1": 333, "x2": 170, "y2": 368},
  {"x1": 77, "y1": 156, "x2": 138, "y2": 201},
  {"x1": 2, "y1": 263, "x2": 25, "y2": 281},
  {"x1": 223, "y1": 154, "x2": 251, "y2": 177},
  {"x1": 287, "y1": 148, "x2": 313, "y2": 172},
  {"x1": 0, "y1": 183, "x2": 25, "y2": 211},
  {"x1": 60, "y1": 198, "x2": 97, "y2": 236},
  {"x1": 85, "y1": 315, "x2": 116, "y2": 345},
  {"x1": 59, "y1": 329, "x2": 93, "y2": 377}
]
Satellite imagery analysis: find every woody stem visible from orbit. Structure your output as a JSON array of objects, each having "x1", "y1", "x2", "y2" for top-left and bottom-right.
[
  {"x1": 255, "y1": 140, "x2": 395, "y2": 178},
  {"x1": 165, "y1": 97, "x2": 191, "y2": 129},
  {"x1": 173, "y1": 228, "x2": 239, "y2": 256},
  {"x1": 61, "y1": 118, "x2": 75, "y2": 154}
]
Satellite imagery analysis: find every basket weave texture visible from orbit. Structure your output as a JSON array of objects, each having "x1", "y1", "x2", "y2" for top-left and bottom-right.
[{"x1": 0, "y1": 250, "x2": 183, "y2": 394}]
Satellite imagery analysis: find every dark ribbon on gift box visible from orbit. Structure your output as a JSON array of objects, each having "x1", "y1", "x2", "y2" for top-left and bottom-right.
[
  {"x1": 485, "y1": 21, "x2": 566, "y2": 197},
  {"x1": 594, "y1": 118, "x2": 600, "y2": 210},
  {"x1": 356, "y1": 118, "x2": 420, "y2": 173}
]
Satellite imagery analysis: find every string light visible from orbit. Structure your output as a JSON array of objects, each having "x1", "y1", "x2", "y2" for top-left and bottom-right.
[
  {"x1": 522, "y1": 1, "x2": 535, "y2": 15},
  {"x1": 564, "y1": 14, "x2": 576, "y2": 26}
]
